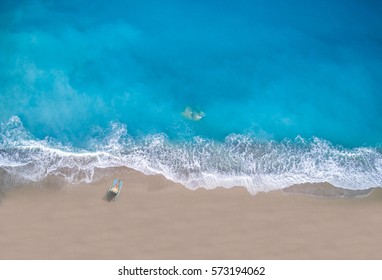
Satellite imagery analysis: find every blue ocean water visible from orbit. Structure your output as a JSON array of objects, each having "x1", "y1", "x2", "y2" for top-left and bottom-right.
[{"x1": 1, "y1": 0, "x2": 382, "y2": 192}]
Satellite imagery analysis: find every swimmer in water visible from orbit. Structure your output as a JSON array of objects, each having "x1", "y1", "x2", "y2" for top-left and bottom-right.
[{"x1": 181, "y1": 106, "x2": 205, "y2": 121}]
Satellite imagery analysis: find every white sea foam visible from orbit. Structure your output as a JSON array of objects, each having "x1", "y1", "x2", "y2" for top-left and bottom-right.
[{"x1": 1, "y1": 116, "x2": 382, "y2": 193}]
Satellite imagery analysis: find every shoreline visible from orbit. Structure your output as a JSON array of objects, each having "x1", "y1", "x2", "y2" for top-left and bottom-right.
[{"x1": 1, "y1": 168, "x2": 382, "y2": 259}]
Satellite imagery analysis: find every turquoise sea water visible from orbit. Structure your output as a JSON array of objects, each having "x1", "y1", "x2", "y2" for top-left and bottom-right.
[{"x1": 1, "y1": 0, "x2": 382, "y2": 193}]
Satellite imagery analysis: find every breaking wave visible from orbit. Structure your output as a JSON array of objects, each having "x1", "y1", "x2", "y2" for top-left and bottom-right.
[{"x1": 1, "y1": 116, "x2": 382, "y2": 194}]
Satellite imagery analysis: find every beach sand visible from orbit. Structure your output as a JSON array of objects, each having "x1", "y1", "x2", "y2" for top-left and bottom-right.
[{"x1": 1, "y1": 168, "x2": 382, "y2": 260}]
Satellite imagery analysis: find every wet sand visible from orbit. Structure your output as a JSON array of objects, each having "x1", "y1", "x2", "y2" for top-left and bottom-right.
[{"x1": 1, "y1": 168, "x2": 382, "y2": 259}]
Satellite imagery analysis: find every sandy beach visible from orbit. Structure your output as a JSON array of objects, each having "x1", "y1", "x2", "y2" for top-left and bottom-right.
[{"x1": 1, "y1": 168, "x2": 382, "y2": 260}]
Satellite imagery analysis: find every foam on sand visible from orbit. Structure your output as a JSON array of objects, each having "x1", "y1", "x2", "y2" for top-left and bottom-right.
[{"x1": 1, "y1": 117, "x2": 382, "y2": 195}]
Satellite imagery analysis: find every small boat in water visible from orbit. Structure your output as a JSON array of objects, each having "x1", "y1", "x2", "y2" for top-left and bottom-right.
[{"x1": 104, "y1": 179, "x2": 123, "y2": 202}]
